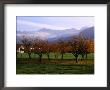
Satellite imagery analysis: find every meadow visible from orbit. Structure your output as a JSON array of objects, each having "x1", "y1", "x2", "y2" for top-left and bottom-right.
[
  {"x1": 16, "y1": 64, "x2": 94, "y2": 74},
  {"x1": 17, "y1": 53, "x2": 94, "y2": 60},
  {"x1": 16, "y1": 53, "x2": 94, "y2": 74}
]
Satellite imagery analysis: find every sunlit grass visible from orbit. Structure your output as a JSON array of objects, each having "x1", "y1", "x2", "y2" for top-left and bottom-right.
[{"x1": 17, "y1": 53, "x2": 94, "y2": 60}]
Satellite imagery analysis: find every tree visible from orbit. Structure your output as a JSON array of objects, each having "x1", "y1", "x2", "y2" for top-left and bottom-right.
[
  {"x1": 78, "y1": 36, "x2": 87, "y2": 61},
  {"x1": 84, "y1": 40, "x2": 94, "y2": 59},
  {"x1": 58, "y1": 39, "x2": 65, "y2": 60},
  {"x1": 79, "y1": 33, "x2": 94, "y2": 60},
  {"x1": 51, "y1": 43, "x2": 59, "y2": 60},
  {"x1": 69, "y1": 36, "x2": 81, "y2": 63},
  {"x1": 43, "y1": 41, "x2": 51, "y2": 61},
  {"x1": 33, "y1": 38, "x2": 45, "y2": 62},
  {"x1": 58, "y1": 39, "x2": 69, "y2": 60},
  {"x1": 21, "y1": 36, "x2": 33, "y2": 59}
]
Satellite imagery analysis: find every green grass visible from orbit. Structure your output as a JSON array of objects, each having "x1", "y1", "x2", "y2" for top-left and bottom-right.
[
  {"x1": 16, "y1": 64, "x2": 94, "y2": 74},
  {"x1": 17, "y1": 53, "x2": 94, "y2": 74},
  {"x1": 17, "y1": 53, "x2": 94, "y2": 60}
]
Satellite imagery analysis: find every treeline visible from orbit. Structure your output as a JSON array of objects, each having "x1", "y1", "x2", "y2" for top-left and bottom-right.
[{"x1": 16, "y1": 35, "x2": 94, "y2": 63}]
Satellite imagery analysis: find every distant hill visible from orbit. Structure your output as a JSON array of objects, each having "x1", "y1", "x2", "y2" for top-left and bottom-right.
[
  {"x1": 16, "y1": 26, "x2": 94, "y2": 43},
  {"x1": 79, "y1": 27, "x2": 94, "y2": 40}
]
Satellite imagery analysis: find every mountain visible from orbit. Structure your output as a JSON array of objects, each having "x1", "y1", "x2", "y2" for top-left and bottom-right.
[
  {"x1": 17, "y1": 28, "x2": 80, "y2": 40},
  {"x1": 16, "y1": 26, "x2": 94, "y2": 43},
  {"x1": 37, "y1": 28, "x2": 80, "y2": 39},
  {"x1": 79, "y1": 27, "x2": 94, "y2": 40}
]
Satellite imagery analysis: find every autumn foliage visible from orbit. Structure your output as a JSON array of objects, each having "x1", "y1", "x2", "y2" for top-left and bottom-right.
[{"x1": 17, "y1": 35, "x2": 94, "y2": 63}]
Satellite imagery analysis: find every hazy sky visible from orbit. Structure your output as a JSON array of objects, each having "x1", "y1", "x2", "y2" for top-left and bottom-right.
[{"x1": 17, "y1": 16, "x2": 94, "y2": 31}]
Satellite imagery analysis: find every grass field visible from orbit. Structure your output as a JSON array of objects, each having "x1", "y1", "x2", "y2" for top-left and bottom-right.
[
  {"x1": 16, "y1": 53, "x2": 94, "y2": 74},
  {"x1": 17, "y1": 53, "x2": 94, "y2": 60},
  {"x1": 16, "y1": 63, "x2": 94, "y2": 74}
]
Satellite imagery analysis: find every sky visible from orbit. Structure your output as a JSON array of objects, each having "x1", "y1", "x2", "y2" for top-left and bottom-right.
[{"x1": 16, "y1": 16, "x2": 94, "y2": 31}]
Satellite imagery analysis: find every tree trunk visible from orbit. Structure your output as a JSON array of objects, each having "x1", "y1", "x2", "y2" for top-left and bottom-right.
[
  {"x1": 47, "y1": 54, "x2": 50, "y2": 61},
  {"x1": 39, "y1": 54, "x2": 42, "y2": 62},
  {"x1": 76, "y1": 56, "x2": 78, "y2": 63},
  {"x1": 86, "y1": 54, "x2": 88, "y2": 59},
  {"x1": 28, "y1": 53, "x2": 31, "y2": 59},
  {"x1": 54, "y1": 53, "x2": 56, "y2": 59},
  {"x1": 61, "y1": 53, "x2": 63, "y2": 60},
  {"x1": 56, "y1": 53, "x2": 58, "y2": 60},
  {"x1": 55, "y1": 53, "x2": 58, "y2": 60},
  {"x1": 81, "y1": 54, "x2": 84, "y2": 61},
  {"x1": 72, "y1": 53, "x2": 78, "y2": 63}
]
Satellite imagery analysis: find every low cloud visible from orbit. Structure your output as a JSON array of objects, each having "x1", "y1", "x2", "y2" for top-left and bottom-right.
[{"x1": 35, "y1": 32, "x2": 51, "y2": 40}]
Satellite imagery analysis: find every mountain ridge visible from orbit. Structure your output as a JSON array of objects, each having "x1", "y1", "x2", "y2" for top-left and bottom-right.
[{"x1": 17, "y1": 26, "x2": 94, "y2": 43}]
